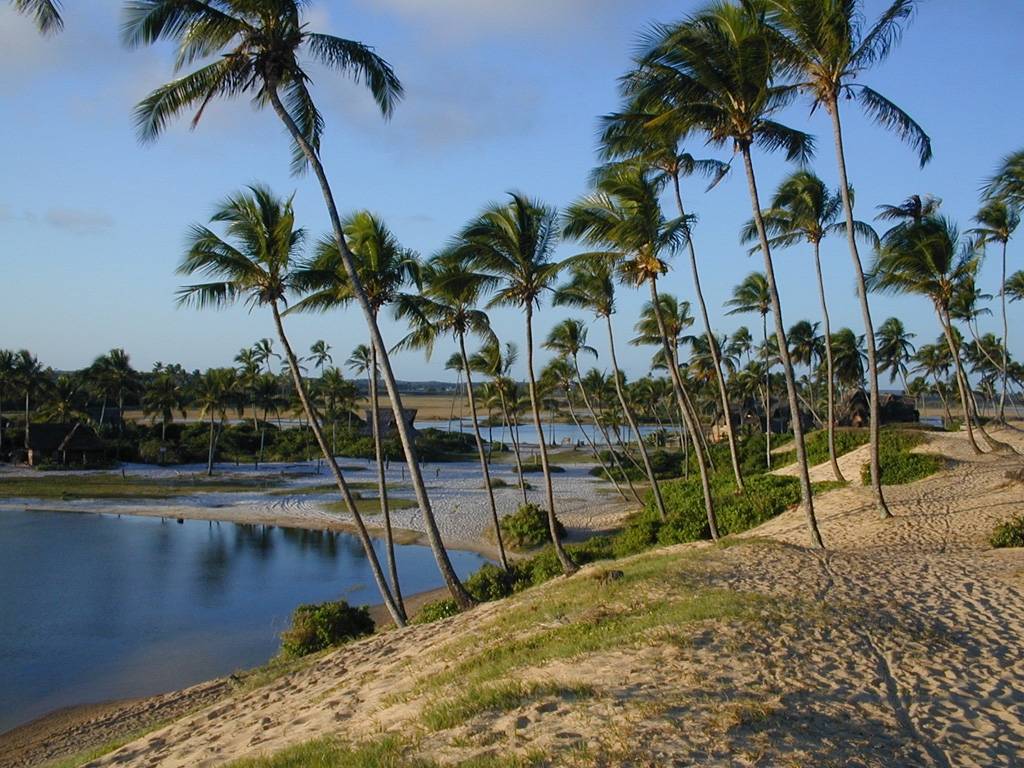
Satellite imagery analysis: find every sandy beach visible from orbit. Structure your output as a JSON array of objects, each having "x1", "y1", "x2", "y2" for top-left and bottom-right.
[{"x1": 3, "y1": 425, "x2": 1024, "y2": 766}]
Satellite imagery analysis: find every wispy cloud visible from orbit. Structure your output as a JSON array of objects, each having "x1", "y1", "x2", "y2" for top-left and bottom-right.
[{"x1": 45, "y1": 208, "x2": 116, "y2": 236}]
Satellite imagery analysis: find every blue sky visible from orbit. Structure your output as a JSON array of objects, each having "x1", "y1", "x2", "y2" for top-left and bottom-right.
[{"x1": 1, "y1": 0, "x2": 1022, "y2": 385}]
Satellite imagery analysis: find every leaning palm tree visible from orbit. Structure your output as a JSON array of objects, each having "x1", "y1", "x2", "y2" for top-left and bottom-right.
[
  {"x1": 291, "y1": 211, "x2": 421, "y2": 617},
  {"x1": 124, "y1": 3, "x2": 475, "y2": 609},
  {"x1": 468, "y1": 340, "x2": 530, "y2": 504},
  {"x1": 596, "y1": 116, "x2": 745, "y2": 490},
  {"x1": 395, "y1": 254, "x2": 509, "y2": 571},
  {"x1": 177, "y1": 184, "x2": 433, "y2": 625},
  {"x1": 543, "y1": 318, "x2": 640, "y2": 505},
  {"x1": 766, "y1": 0, "x2": 931, "y2": 520},
  {"x1": 454, "y1": 192, "x2": 577, "y2": 575},
  {"x1": 564, "y1": 170, "x2": 716, "y2": 537},
  {"x1": 741, "y1": 170, "x2": 875, "y2": 481},
  {"x1": 10, "y1": 0, "x2": 62, "y2": 33},
  {"x1": 627, "y1": 2, "x2": 822, "y2": 547},
  {"x1": 867, "y1": 216, "x2": 983, "y2": 453},
  {"x1": 969, "y1": 199, "x2": 1019, "y2": 422}
]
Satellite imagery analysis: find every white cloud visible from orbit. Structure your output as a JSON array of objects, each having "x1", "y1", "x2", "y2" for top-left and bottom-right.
[{"x1": 45, "y1": 207, "x2": 115, "y2": 236}]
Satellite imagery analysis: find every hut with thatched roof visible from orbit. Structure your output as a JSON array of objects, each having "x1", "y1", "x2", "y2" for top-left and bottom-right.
[{"x1": 20, "y1": 422, "x2": 106, "y2": 466}]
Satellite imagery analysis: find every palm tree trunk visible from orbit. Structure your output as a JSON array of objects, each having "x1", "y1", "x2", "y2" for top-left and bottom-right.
[
  {"x1": 206, "y1": 412, "x2": 216, "y2": 476},
  {"x1": 271, "y1": 304, "x2": 406, "y2": 626},
  {"x1": 267, "y1": 82, "x2": 475, "y2": 611},
  {"x1": 525, "y1": 305, "x2": 577, "y2": 574},
  {"x1": 827, "y1": 97, "x2": 890, "y2": 518},
  {"x1": 762, "y1": 313, "x2": 771, "y2": 469},
  {"x1": 1000, "y1": 240, "x2": 1010, "y2": 421},
  {"x1": 672, "y1": 175, "x2": 745, "y2": 491},
  {"x1": 741, "y1": 146, "x2": 823, "y2": 549},
  {"x1": 938, "y1": 307, "x2": 982, "y2": 454},
  {"x1": 369, "y1": 338, "x2": 405, "y2": 618},
  {"x1": 459, "y1": 335, "x2": 509, "y2": 570},
  {"x1": 813, "y1": 240, "x2": 846, "y2": 482},
  {"x1": 649, "y1": 279, "x2": 717, "y2": 538},
  {"x1": 565, "y1": 381, "x2": 633, "y2": 502},
  {"x1": 497, "y1": 386, "x2": 528, "y2": 504}
]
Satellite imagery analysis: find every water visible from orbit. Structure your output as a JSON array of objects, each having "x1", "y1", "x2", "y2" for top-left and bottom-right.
[
  {"x1": 416, "y1": 420, "x2": 669, "y2": 448},
  {"x1": 0, "y1": 509, "x2": 488, "y2": 734}
]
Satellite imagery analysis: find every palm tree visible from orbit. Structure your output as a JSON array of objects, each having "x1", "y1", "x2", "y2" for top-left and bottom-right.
[
  {"x1": 13, "y1": 350, "x2": 47, "y2": 448},
  {"x1": 741, "y1": 170, "x2": 876, "y2": 481},
  {"x1": 190, "y1": 367, "x2": 239, "y2": 475},
  {"x1": 142, "y1": 371, "x2": 186, "y2": 447},
  {"x1": 868, "y1": 216, "x2": 983, "y2": 453},
  {"x1": 787, "y1": 319, "x2": 824, "y2": 425},
  {"x1": 90, "y1": 348, "x2": 142, "y2": 459},
  {"x1": 176, "y1": 184, "x2": 446, "y2": 624},
  {"x1": 543, "y1": 318, "x2": 641, "y2": 505},
  {"x1": 969, "y1": 199, "x2": 1019, "y2": 421},
  {"x1": 234, "y1": 347, "x2": 264, "y2": 429},
  {"x1": 830, "y1": 328, "x2": 866, "y2": 393},
  {"x1": 627, "y1": 3, "x2": 821, "y2": 547},
  {"x1": 0, "y1": 349, "x2": 15, "y2": 457},
  {"x1": 10, "y1": 0, "x2": 62, "y2": 33},
  {"x1": 726, "y1": 272, "x2": 774, "y2": 466},
  {"x1": 40, "y1": 374, "x2": 88, "y2": 423},
  {"x1": 875, "y1": 194, "x2": 942, "y2": 226},
  {"x1": 564, "y1": 169, "x2": 717, "y2": 538},
  {"x1": 875, "y1": 317, "x2": 916, "y2": 393},
  {"x1": 766, "y1": 0, "x2": 931, "y2": 520},
  {"x1": 469, "y1": 340, "x2": 531, "y2": 503},
  {"x1": 455, "y1": 192, "x2": 577, "y2": 575},
  {"x1": 913, "y1": 342, "x2": 953, "y2": 422},
  {"x1": 396, "y1": 254, "x2": 509, "y2": 571},
  {"x1": 596, "y1": 116, "x2": 745, "y2": 490},
  {"x1": 124, "y1": 4, "x2": 472, "y2": 607},
  {"x1": 292, "y1": 212, "x2": 422, "y2": 615}
]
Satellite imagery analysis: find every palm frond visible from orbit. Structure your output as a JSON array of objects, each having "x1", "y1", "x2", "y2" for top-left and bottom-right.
[
  {"x1": 855, "y1": 85, "x2": 932, "y2": 167},
  {"x1": 306, "y1": 33, "x2": 403, "y2": 117}
]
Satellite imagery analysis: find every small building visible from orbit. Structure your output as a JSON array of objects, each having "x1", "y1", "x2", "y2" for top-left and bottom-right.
[
  {"x1": 712, "y1": 396, "x2": 816, "y2": 440},
  {"x1": 838, "y1": 390, "x2": 919, "y2": 427},
  {"x1": 359, "y1": 408, "x2": 419, "y2": 438},
  {"x1": 20, "y1": 422, "x2": 107, "y2": 466}
]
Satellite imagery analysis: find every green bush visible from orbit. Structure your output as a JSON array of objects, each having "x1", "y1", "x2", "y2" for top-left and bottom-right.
[
  {"x1": 990, "y1": 518, "x2": 1024, "y2": 548},
  {"x1": 520, "y1": 463, "x2": 565, "y2": 473},
  {"x1": 860, "y1": 430, "x2": 941, "y2": 485},
  {"x1": 279, "y1": 600, "x2": 374, "y2": 658},
  {"x1": 413, "y1": 598, "x2": 460, "y2": 623},
  {"x1": 499, "y1": 503, "x2": 566, "y2": 550}
]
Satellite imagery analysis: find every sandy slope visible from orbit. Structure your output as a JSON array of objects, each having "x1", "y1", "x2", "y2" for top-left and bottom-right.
[{"x1": 6, "y1": 426, "x2": 1024, "y2": 767}]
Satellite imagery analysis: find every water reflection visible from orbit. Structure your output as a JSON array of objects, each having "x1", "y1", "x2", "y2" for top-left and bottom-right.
[{"x1": 0, "y1": 509, "x2": 488, "y2": 734}]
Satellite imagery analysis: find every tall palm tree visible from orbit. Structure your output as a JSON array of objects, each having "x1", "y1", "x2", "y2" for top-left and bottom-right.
[
  {"x1": 176, "y1": 184, "x2": 443, "y2": 624},
  {"x1": 90, "y1": 349, "x2": 142, "y2": 459},
  {"x1": 395, "y1": 255, "x2": 509, "y2": 571},
  {"x1": 913, "y1": 341, "x2": 953, "y2": 422},
  {"x1": 123, "y1": 4, "x2": 473, "y2": 607},
  {"x1": 741, "y1": 170, "x2": 874, "y2": 481},
  {"x1": 969, "y1": 199, "x2": 1019, "y2": 421},
  {"x1": 564, "y1": 169, "x2": 717, "y2": 537},
  {"x1": 627, "y1": 3, "x2": 822, "y2": 547},
  {"x1": 10, "y1": 0, "x2": 62, "y2": 33},
  {"x1": 292, "y1": 211, "x2": 421, "y2": 617},
  {"x1": 868, "y1": 216, "x2": 983, "y2": 453},
  {"x1": 596, "y1": 117, "x2": 745, "y2": 490},
  {"x1": 455, "y1": 192, "x2": 577, "y2": 575},
  {"x1": 875, "y1": 317, "x2": 916, "y2": 393},
  {"x1": 766, "y1": 0, "x2": 931, "y2": 520},
  {"x1": 787, "y1": 319, "x2": 824, "y2": 424},
  {"x1": 0, "y1": 349, "x2": 15, "y2": 457}
]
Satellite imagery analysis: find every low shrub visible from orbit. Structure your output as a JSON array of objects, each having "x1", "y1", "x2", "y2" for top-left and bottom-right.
[
  {"x1": 414, "y1": 598, "x2": 460, "y2": 623},
  {"x1": 279, "y1": 599, "x2": 374, "y2": 658},
  {"x1": 520, "y1": 463, "x2": 565, "y2": 473},
  {"x1": 990, "y1": 517, "x2": 1024, "y2": 548},
  {"x1": 498, "y1": 503, "x2": 566, "y2": 550},
  {"x1": 860, "y1": 430, "x2": 941, "y2": 485}
]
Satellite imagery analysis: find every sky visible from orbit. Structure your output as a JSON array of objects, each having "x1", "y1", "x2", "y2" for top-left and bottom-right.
[{"x1": 1, "y1": 0, "x2": 1022, "y2": 386}]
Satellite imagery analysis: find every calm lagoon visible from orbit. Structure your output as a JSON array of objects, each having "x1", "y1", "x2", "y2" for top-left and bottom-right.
[{"x1": 0, "y1": 508, "x2": 488, "y2": 734}]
